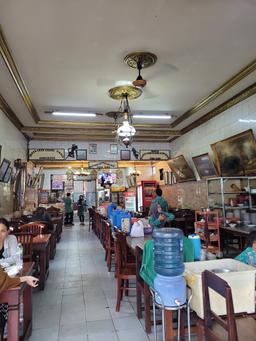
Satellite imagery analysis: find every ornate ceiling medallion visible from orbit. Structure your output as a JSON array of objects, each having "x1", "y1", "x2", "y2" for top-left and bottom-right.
[
  {"x1": 124, "y1": 52, "x2": 157, "y2": 69},
  {"x1": 108, "y1": 85, "x2": 142, "y2": 100}
]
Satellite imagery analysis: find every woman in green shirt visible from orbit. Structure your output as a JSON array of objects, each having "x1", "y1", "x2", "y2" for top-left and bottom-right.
[
  {"x1": 64, "y1": 193, "x2": 73, "y2": 225},
  {"x1": 235, "y1": 232, "x2": 256, "y2": 266}
]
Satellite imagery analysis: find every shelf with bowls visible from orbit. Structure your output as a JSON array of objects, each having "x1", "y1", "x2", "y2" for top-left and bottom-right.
[{"x1": 207, "y1": 177, "x2": 256, "y2": 226}]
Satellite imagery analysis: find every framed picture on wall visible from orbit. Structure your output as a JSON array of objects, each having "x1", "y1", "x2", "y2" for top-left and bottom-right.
[
  {"x1": 168, "y1": 155, "x2": 196, "y2": 182},
  {"x1": 89, "y1": 144, "x2": 97, "y2": 154},
  {"x1": 110, "y1": 144, "x2": 118, "y2": 154},
  {"x1": 76, "y1": 149, "x2": 87, "y2": 160},
  {"x1": 120, "y1": 150, "x2": 131, "y2": 160},
  {"x1": 3, "y1": 167, "x2": 12, "y2": 183},
  {"x1": 192, "y1": 153, "x2": 217, "y2": 179},
  {"x1": 211, "y1": 129, "x2": 256, "y2": 176},
  {"x1": 0, "y1": 159, "x2": 11, "y2": 182}
]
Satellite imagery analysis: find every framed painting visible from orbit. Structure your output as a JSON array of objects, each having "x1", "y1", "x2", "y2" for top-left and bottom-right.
[
  {"x1": 167, "y1": 155, "x2": 196, "y2": 182},
  {"x1": 120, "y1": 150, "x2": 131, "y2": 161},
  {"x1": 192, "y1": 153, "x2": 217, "y2": 179},
  {"x1": 89, "y1": 144, "x2": 97, "y2": 154},
  {"x1": 0, "y1": 159, "x2": 11, "y2": 182},
  {"x1": 110, "y1": 144, "x2": 118, "y2": 154},
  {"x1": 76, "y1": 149, "x2": 87, "y2": 161},
  {"x1": 211, "y1": 129, "x2": 256, "y2": 176}
]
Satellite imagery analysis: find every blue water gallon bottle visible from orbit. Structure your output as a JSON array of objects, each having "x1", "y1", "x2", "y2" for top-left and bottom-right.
[
  {"x1": 154, "y1": 274, "x2": 186, "y2": 307},
  {"x1": 188, "y1": 234, "x2": 201, "y2": 260},
  {"x1": 107, "y1": 203, "x2": 117, "y2": 220},
  {"x1": 111, "y1": 209, "x2": 121, "y2": 228},
  {"x1": 153, "y1": 228, "x2": 184, "y2": 277}
]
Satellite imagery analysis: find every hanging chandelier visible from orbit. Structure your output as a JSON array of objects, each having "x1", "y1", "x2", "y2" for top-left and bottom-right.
[{"x1": 108, "y1": 85, "x2": 142, "y2": 148}]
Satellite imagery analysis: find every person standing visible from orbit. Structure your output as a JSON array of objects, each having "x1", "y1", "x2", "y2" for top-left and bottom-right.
[
  {"x1": 64, "y1": 193, "x2": 73, "y2": 225},
  {"x1": 149, "y1": 187, "x2": 169, "y2": 213},
  {"x1": 77, "y1": 195, "x2": 86, "y2": 225}
]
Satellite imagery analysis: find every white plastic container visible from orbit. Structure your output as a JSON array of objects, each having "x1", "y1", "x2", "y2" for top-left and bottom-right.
[{"x1": 185, "y1": 259, "x2": 256, "y2": 319}]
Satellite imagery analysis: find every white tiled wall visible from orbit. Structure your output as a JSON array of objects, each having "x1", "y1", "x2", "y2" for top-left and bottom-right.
[
  {"x1": 29, "y1": 140, "x2": 171, "y2": 161},
  {"x1": 170, "y1": 94, "x2": 256, "y2": 178},
  {"x1": 0, "y1": 110, "x2": 27, "y2": 216}
]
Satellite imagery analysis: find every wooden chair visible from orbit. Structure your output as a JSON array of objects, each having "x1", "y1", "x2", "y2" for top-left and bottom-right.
[
  {"x1": 19, "y1": 222, "x2": 44, "y2": 236},
  {"x1": 105, "y1": 221, "x2": 115, "y2": 272},
  {"x1": 46, "y1": 206, "x2": 61, "y2": 218},
  {"x1": 101, "y1": 218, "x2": 107, "y2": 250},
  {"x1": 16, "y1": 233, "x2": 33, "y2": 262},
  {"x1": 88, "y1": 208, "x2": 93, "y2": 231},
  {"x1": 198, "y1": 270, "x2": 256, "y2": 341},
  {"x1": 135, "y1": 245, "x2": 152, "y2": 333},
  {"x1": 115, "y1": 229, "x2": 136, "y2": 312}
]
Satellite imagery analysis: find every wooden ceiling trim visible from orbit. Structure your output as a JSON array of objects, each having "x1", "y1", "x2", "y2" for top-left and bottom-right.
[
  {"x1": 22, "y1": 126, "x2": 179, "y2": 136},
  {"x1": 169, "y1": 82, "x2": 256, "y2": 143},
  {"x1": 37, "y1": 119, "x2": 179, "y2": 131},
  {"x1": 0, "y1": 25, "x2": 40, "y2": 123},
  {"x1": 170, "y1": 58, "x2": 256, "y2": 128},
  {"x1": 0, "y1": 93, "x2": 23, "y2": 130},
  {"x1": 31, "y1": 134, "x2": 168, "y2": 142}
]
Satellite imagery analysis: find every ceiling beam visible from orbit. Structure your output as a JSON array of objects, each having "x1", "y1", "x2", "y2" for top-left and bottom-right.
[
  {"x1": 169, "y1": 82, "x2": 256, "y2": 143},
  {"x1": 21, "y1": 126, "x2": 179, "y2": 136},
  {"x1": 30, "y1": 134, "x2": 168, "y2": 142},
  {"x1": 0, "y1": 93, "x2": 23, "y2": 130},
  {"x1": 170, "y1": 58, "x2": 256, "y2": 128},
  {"x1": 38, "y1": 119, "x2": 180, "y2": 132},
  {"x1": 0, "y1": 25, "x2": 40, "y2": 123}
]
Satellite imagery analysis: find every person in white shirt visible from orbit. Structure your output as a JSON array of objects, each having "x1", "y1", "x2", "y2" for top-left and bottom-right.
[{"x1": 0, "y1": 218, "x2": 18, "y2": 265}]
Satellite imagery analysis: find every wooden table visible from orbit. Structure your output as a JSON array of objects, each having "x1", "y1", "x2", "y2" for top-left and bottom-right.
[
  {"x1": 221, "y1": 226, "x2": 256, "y2": 252},
  {"x1": 33, "y1": 234, "x2": 51, "y2": 290},
  {"x1": 126, "y1": 236, "x2": 176, "y2": 341},
  {"x1": 0, "y1": 262, "x2": 33, "y2": 341}
]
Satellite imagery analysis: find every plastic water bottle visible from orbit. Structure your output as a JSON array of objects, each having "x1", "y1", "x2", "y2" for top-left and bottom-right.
[{"x1": 16, "y1": 243, "x2": 23, "y2": 269}]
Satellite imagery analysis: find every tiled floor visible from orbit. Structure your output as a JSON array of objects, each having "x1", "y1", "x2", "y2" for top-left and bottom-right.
[{"x1": 29, "y1": 218, "x2": 196, "y2": 341}]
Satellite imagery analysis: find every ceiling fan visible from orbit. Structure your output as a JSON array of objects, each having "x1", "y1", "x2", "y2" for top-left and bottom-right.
[{"x1": 97, "y1": 51, "x2": 177, "y2": 99}]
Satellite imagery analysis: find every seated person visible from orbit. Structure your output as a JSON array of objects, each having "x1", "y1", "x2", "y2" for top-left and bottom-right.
[
  {"x1": 150, "y1": 187, "x2": 169, "y2": 212},
  {"x1": 0, "y1": 263, "x2": 38, "y2": 336},
  {"x1": 149, "y1": 202, "x2": 174, "y2": 229},
  {"x1": 30, "y1": 207, "x2": 53, "y2": 229},
  {"x1": 235, "y1": 231, "x2": 256, "y2": 266},
  {"x1": 140, "y1": 237, "x2": 194, "y2": 288},
  {"x1": 0, "y1": 218, "x2": 18, "y2": 266}
]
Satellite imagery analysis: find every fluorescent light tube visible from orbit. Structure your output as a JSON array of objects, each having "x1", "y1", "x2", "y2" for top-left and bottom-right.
[
  {"x1": 239, "y1": 119, "x2": 256, "y2": 123},
  {"x1": 133, "y1": 115, "x2": 171, "y2": 119},
  {"x1": 52, "y1": 111, "x2": 96, "y2": 117}
]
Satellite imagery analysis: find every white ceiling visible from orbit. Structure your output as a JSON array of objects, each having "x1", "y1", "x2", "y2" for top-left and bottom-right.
[{"x1": 0, "y1": 0, "x2": 256, "y2": 129}]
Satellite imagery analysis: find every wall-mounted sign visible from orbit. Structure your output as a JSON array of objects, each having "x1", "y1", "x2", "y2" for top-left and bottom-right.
[
  {"x1": 89, "y1": 161, "x2": 118, "y2": 169},
  {"x1": 73, "y1": 174, "x2": 97, "y2": 181},
  {"x1": 29, "y1": 149, "x2": 65, "y2": 161},
  {"x1": 140, "y1": 150, "x2": 170, "y2": 161}
]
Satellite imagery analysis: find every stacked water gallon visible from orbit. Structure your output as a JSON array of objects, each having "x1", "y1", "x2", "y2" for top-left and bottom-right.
[{"x1": 153, "y1": 228, "x2": 186, "y2": 307}]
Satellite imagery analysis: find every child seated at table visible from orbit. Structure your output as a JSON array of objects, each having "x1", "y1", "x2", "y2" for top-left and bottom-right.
[{"x1": 235, "y1": 231, "x2": 256, "y2": 267}]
